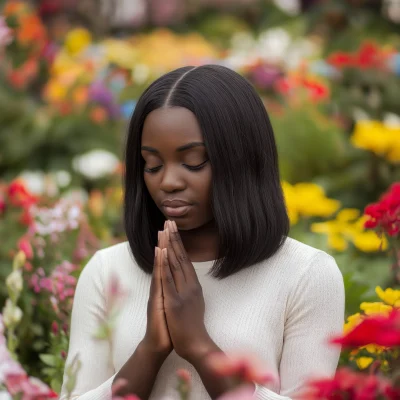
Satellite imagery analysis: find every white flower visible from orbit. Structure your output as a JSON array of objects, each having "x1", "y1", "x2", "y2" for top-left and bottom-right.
[
  {"x1": 6, "y1": 270, "x2": 23, "y2": 295},
  {"x1": 0, "y1": 392, "x2": 12, "y2": 400},
  {"x1": 72, "y1": 149, "x2": 119, "y2": 180},
  {"x1": 2, "y1": 300, "x2": 23, "y2": 328}
]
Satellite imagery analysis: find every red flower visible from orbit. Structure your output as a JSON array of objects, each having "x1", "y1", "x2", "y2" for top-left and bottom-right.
[
  {"x1": 300, "y1": 368, "x2": 394, "y2": 400},
  {"x1": 327, "y1": 52, "x2": 354, "y2": 68},
  {"x1": 18, "y1": 236, "x2": 33, "y2": 259},
  {"x1": 7, "y1": 179, "x2": 37, "y2": 208},
  {"x1": 0, "y1": 196, "x2": 6, "y2": 215},
  {"x1": 331, "y1": 309, "x2": 400, "y2": 348},
  {"x1": 364, "y1": 182, "x2": 400, "y2": 237},
  {"x1": 355, "y1": 42, "x2": 380, "y2": 69}
]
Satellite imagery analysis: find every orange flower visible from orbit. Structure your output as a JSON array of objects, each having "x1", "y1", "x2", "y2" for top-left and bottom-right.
[
  {"x1": 8, "y1": 58, "x2": 39, "y2": 89},
  {"x1": 90, "y1": 106, "x2": 108, "y2": 124},
  {"x1": 72, "y1": 86, "x2": 89, "y2": 106},
  {"x1": 17, "y1": 14, "x2": 47, "y2": 46},
  {"x1": 3, "y1": 1, "x2": 25, "y2": 17}
]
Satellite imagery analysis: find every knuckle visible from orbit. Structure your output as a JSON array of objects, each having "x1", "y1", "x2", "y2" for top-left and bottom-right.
[
  {"x1": 178, "y1": 253, "x2": 187, "y2": 263},
  {"x1": 172, "y1": 262, "x2": 181, "y2": 271},
  {"x1": 166, "y1": 275, "x2": 175, "y2": 285},
  {"x1": 171, "y1": 299, "x2": 183, "y2": 310}
]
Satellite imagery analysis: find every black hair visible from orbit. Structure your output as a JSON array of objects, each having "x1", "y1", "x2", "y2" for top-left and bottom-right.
[{"x1": 124, "y1": 64, "x2": 289, "y2": 279}]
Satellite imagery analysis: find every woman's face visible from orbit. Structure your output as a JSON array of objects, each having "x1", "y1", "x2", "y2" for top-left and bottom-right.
[{"x1": 141, "y1": 107, "x2": 213, "y2": 230}]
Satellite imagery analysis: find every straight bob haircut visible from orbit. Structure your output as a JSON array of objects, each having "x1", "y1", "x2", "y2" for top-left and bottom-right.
[{"x1": 124, "y1": 64, "x2": 289, "y2": 279}]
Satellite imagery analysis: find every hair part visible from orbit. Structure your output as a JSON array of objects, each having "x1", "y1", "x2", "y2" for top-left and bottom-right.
[{"x1": 124, "y1": 64, "x2": 289, "y2": 279}]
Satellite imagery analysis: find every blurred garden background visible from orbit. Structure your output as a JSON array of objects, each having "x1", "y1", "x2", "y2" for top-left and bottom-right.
[{"x1": 1, "y1": 0, "x2": 400, "y2": 398}]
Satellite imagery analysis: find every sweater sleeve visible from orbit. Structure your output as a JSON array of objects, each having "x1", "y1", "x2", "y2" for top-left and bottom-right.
[
  {"x1": 254, "y1": 251, "x2": 345, "y2": 400},
  {"x1": 59, "y1": 251, "x2": 116, "y2": 400}
]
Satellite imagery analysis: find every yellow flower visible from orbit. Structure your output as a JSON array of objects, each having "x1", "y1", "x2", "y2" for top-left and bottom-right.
[
  {"x1": 359, "y1": 302, "x2": 393, "y2": 316},
  {"x1": 356, "y1": 357, "x2": 374, "y2": 370},
  {"x1": 376, "y1": 286, "x2": 400, "y2": 307},
  {"x1": 311, "y1": 209, "x2": 387, "y2": 253},
  {"x1": 364, "y1": 344, "x2": 385, "y2": 354},
  {"x1": 344, "y1": 313, "x2": 362, "y2": 333},
  {"x1": 65, "y1": 28, "x2": 92, "y2": 56},
  {"x1": 351, "y1": 120, "x2": 400, "y2": 163},
  {"x1": 103, "y1": 39, "x2": 138, "y2": 70},
  {"x1": 352, "y1": 230, "x2": 388, "y2": 252},
  {"x1": 43, "y1": 80, "x2": 68, "y2": 102},
  {"x1": 282, "y1": 181, "x2": 340, "y2": 225}
]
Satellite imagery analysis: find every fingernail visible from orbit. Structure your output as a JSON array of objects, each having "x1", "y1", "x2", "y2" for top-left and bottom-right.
[
  {"x1": 158, "y1": 231, "x2": 160, "y2": 242},
  {"x1": 164, "y1": 220, "x2": 167, "y2": 229},
  {"x1": 165, "y1": 228, "x2": 170, "y2": 240}
]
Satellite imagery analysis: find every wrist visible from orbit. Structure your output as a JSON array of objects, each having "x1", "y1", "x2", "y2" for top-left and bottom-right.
[
  {"x1": 185, "y1": 335, "x2": 220, "y2": 366},
  {"x1": 138, "y1": 340, "x2": 170, "y2": 365}
]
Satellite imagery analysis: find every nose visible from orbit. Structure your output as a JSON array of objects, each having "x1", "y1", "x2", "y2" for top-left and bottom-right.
[{"x1": 159, "y1": 164, "x2": 186, "y2": 193}]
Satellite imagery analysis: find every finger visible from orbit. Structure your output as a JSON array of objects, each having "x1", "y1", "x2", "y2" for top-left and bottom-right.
[
  {"x1": 161, "y1": 248, "x2": 178, "y2": 298},
  {"x1": 159, "y1": 230, "x2": 166, "y2": 249},
  {"x1": 150, "y1": 247, "x2": 162, "y2": 297},
  {"x1": 165, "y1": 228, "x2": 186, "y2": 291},
  {"x1": 168, "y1": 221, "x2": 198, "y2": 282}
]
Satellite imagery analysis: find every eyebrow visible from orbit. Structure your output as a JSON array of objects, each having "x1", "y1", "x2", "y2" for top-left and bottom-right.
[{"x1": 141, "y1": 142, "x2": 205, "y2": 153}]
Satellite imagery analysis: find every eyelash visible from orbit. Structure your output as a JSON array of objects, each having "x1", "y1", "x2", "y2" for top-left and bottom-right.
[{"x1": 144, "y1": 159, "x2": 209, "y2": 174}]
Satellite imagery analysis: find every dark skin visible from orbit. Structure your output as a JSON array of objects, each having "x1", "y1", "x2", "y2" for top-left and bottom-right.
[{"x1": 114, "y1": 107, "x2": 238, "y2": 399}]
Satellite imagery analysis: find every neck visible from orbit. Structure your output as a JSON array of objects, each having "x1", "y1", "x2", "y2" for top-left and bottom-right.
[{"x1": 178, "y1": 220, "x2": 219, "y2": 262}]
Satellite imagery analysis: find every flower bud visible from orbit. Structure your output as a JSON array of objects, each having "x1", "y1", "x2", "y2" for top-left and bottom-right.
[
  {"x1": 13, "y1": 250, "x2": 26, "y2": 271},
  {"x1": 3, "y1": 299, "x2": 23, "y2": 328},
  {"x1": 6, "y1": 270, "x2": 23, "y2": 295},
  {"x1": 51, "y1": 321, "x2": 59, "y2": 336}
]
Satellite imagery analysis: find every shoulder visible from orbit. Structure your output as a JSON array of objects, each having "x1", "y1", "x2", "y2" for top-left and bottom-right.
[
  {"x1": 256, "y1": 237, "x2": 344, "y2": 297},
  {"x1": 95, "y1": 240, "x2": 134, "y2": 267},
  {"x1": 275, "y1": 237, "x2": 344, "y2": 302},
  {"x1": 79, "y1": 241, "x2": 146, "y2": 288}
]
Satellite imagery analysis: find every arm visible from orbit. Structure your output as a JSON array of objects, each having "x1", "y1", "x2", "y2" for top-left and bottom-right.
[
  {"x1": 187, "y1": 339, "x2": 243, "y2": 399},
  {"x1": 112, "y1": 341, "x2": 167, "y2": 399},
  {"x1": 59, "y1": 252, "x2": 115, "y2": 400},
  {"x1": 254, "y1": 251, "x2": 345, "y2": 400},
  {"x1": 60, "y1": 245, "x2": 172, "y2": 400}
]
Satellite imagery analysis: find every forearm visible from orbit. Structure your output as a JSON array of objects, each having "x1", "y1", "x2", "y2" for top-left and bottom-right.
[
  {"x1": 112, "y1": 341, "x2": 168, "y2": 399},
  {"x1": 187, "y1": 338, "x2": 245, "y2": 400}
]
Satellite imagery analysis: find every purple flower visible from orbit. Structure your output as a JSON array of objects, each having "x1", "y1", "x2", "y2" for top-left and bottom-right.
[
  {"x1": 88, "y1": 81, "x2": 120, "y2": 118},
  {"x1": 250, "y1": 64, "x2": 283, "y2": 89}
]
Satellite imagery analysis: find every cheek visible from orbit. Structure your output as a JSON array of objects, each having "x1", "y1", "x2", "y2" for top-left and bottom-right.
[
  {"x1": 196, "y1": 170, "x2": 212, "y2": 205},
  {"x1": 143, "y1": 175, "x2": 157, "y2": 198}
]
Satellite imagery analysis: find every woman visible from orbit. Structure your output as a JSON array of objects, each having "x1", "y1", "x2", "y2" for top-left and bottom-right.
[{"x1": 60, "y1": 65, "x2": 345, "y2": 400}]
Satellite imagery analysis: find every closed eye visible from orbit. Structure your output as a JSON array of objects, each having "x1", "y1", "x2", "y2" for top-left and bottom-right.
[
  {"x1": 144, "y1": 160, "x2": 209, "y2": 174},
  {"x1": 184, "y1": 159, "x2": 209, "y2": 171}
]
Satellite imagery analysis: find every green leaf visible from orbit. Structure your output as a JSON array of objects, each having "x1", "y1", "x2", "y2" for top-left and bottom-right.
[{"x1": 39, "y1": 354, "x2": 57, "y2": 367}]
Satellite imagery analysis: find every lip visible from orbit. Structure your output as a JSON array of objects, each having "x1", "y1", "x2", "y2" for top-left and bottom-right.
[
  {"x1": 163, "y1": 205, "x2": 191, "y2": 217},
  {"x1": 161, "y1": 199, "x2": 191, "y2": 207},
  {"x1": 161, "y1": 199, "x2": 192, "y2": 218}
]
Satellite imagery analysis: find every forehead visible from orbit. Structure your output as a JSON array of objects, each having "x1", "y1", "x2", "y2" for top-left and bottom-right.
[{"x1": 141, "y1": 107, "x2": 203, "y2": 145}]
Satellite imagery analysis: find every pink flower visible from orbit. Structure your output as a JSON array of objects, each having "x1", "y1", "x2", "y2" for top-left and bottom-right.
[
  {"x1": 207, "y1": 352, "x2": 276, "y2": 386},
  {"x1": 18, "y1": 237, "x2": 34, "y2": 259},
  {"x1": 176, "y1": 369, "x2": 191, "y2": 383},
  {"x1": 0, "y1": 16, "x2": 13, "y2": 47}
]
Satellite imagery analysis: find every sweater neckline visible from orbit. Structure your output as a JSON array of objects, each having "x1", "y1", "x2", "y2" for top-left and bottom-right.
[{"x1": 192, "y1": 260, "x2": 214, "y2": 271}]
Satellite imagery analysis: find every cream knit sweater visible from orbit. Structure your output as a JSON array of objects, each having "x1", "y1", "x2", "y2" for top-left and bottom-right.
[{"x1": 60, "y1": 237, "x2": 344, "y2": 400}]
